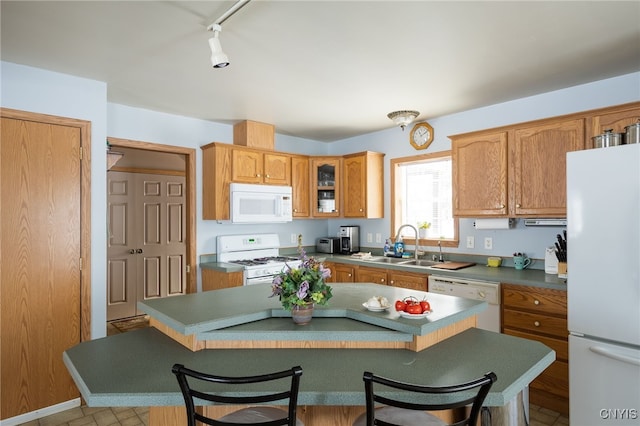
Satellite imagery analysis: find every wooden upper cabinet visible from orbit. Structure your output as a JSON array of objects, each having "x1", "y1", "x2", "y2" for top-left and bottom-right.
[
  {"x1": 231, "y1": 148, "x2": 262, "y2": 183},
  {"x1": 202, "y1": 142, "x2": 232, "y2": 220},
  {"x1": 452, "y1": 131, "x2": 508, "y2": 216},
  {"x1": 231, "y1": 147, "x2": 291, "y2": 185},
  {"x1": 512, "y1": 118, "x2": 584, "y2": 217},
  {"x1": 343, "y1": 151, "x2": 384, "y2": 218},
  {"x1": 311, "y1": 157, "x2": 341, "y2": 217},
  {"x1": 291, "y1": 155, "x2": 310, "y2": 217},
  {"x1": 586, "y1": 103, "x2": 640, "y2": 147}
]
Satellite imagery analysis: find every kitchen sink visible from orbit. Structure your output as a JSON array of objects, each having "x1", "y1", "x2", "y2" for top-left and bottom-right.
[
  {"x1": 399, "y1": 259, "x2": 442, "y2": 267},
  {"x1": 366, "y1": 256, "x2": 411, "y2": 264}
]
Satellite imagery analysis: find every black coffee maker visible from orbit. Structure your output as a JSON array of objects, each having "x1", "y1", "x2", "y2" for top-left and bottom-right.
[{"x1": 339, "y1": 225, "x2": 360, "y2": 254}]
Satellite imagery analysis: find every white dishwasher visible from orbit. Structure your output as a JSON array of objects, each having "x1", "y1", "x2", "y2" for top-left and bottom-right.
[{"x1": 428, "y1": 275, "x2": 501, "y2": 333}]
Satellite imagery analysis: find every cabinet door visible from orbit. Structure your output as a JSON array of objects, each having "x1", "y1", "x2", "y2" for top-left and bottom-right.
[
  {"x1": 291, "y1": 155, "x2": 310, "y2": 217},
  {"x1": 388, "y1": 270, "x2": 428, "y2": 291},
  {"x1": 231, "y1": 148, "x2": 263, "y2": 183},
  {"x1": 452, "y1": 131, "x2": 508, "y2": 216},
  {"x1": 512, "y1": 118, "x2": 584, "y2": 216},
  {"x1": 264, "y1": 152, "x2": 291, "y2": 185},
  {"x1": 343, "y1": 152, "x2": 384, "y2": 218},
  {"x1": 356, "y1": 266, "x2": 387, "y2": 285},
  {"x1": 311, "y1": 157, "x2": 341, "y2": 217},
  {"x1": 333, "y1": 264, "x2": 357, "y2": 282}
]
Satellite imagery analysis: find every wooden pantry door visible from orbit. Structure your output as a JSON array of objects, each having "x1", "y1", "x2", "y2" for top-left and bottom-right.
[{"x1": 0, "y1": 109, "x2": 90, "y2": 420}]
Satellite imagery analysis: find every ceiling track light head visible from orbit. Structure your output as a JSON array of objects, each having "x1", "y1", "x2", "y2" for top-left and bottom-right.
[
  {"x1": 387, "y1": 110, "x2": 420, "y2": 131},
  {"x1": 207, "y1": 24, "x2": 229, "y2": 68}
]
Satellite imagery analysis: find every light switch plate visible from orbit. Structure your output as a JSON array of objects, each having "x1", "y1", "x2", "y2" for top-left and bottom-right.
[{"x1": 466, "y1": 236, "x2": 475, "y2": 248}]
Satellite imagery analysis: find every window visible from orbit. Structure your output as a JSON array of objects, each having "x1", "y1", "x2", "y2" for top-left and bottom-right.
[{"x1": 391, "y1": 151, "x2": 458, "y2": 247}]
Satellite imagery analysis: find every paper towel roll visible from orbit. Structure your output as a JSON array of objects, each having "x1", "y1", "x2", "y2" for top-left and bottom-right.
[{"x1": 474, "y1": 218, "x2": 512, "y2": 229}]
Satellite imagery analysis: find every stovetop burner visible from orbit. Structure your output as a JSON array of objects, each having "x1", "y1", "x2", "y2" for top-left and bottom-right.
[{"x1": 230, "y1": 256, "x2": 299, "y2": 267}]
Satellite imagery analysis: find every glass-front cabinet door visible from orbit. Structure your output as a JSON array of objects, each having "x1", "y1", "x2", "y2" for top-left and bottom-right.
[{"x1": 311, "y1": 157, "x2": 341, "y2": 217}]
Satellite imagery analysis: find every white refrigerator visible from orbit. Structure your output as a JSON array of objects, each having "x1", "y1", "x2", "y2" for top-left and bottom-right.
[{"x1": 567, "y1": 143, "x2": 640, "y2": 425}]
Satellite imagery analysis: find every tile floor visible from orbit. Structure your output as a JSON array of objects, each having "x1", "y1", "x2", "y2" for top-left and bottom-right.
[{"x1": 19, "y1": 319, "x2": 570, "y2": 425}]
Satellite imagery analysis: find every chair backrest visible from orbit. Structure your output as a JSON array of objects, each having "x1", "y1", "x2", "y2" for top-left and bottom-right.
[
  {"x1": 172, "y1": 363, "x2": 303, "y2": 426},
  {"x1": 362, "y1": 371, "x2": 497, "y2": 426}
]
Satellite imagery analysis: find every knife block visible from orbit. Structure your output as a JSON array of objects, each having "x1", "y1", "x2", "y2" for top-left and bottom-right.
[{"x1": 558, "y1": 262, "x2": 567, "y2": 278}]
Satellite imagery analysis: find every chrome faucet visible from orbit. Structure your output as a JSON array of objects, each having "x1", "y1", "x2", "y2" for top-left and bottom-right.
[
  {"x1": 395, "y1": 224, "x2": 419, "y2": 260},
  {"x1": 438, "y1": 240, "x2": 445, "y2": 262}
]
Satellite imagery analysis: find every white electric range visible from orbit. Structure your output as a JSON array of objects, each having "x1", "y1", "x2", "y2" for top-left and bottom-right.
[{"x1": 216, "y1": 234, "x2": 301, "y2": 285}]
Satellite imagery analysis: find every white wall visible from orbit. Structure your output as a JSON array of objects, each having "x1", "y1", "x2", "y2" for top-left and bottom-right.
[
  {"x1": 1, "y1": 61, "x2": 109, "y2": 339},
  {"x1": 327, "y1": 72, "x2": 640, "y2": 262},
  {"x1": 2, "y1": 59, "x2": 639, "y2": 337}
]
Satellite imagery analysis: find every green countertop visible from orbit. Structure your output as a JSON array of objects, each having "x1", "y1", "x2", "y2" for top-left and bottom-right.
[
  {"x1": 138, "y1": 283, "x2": 487, "y2": 340},
  {"x1": 200, "y1": 254, "x2": 567, "y2": 291},
  {"x1": 63, "y1": 327, "x2": 554, "y2": 408}
]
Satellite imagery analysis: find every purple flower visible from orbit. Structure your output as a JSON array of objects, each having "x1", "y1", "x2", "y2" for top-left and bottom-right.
[{"x1": 296, "y1": 280, "x2": 309, "y2": 299}]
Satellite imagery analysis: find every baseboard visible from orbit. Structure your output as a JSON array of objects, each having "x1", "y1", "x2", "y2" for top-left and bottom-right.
[{"x1": 0, "y1": 398, "x2": 81, "y2": 426}]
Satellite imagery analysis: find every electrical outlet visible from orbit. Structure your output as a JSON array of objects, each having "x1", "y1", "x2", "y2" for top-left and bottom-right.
[
  {"x1": 290, "y1": 233, "x2": 297, "y2": 244},
  {"x1": 375, "y1": 233, "x2": 382, "y2": 243},
  {"x1": 466, "y1": 236, "x2": 475, "y2": 248},
  {"x1": 484, "y1": 237, "x2": 493, "y2": 250},
  {"x1": 366, "y1": 233, "x2": 373, "y2": 243}
]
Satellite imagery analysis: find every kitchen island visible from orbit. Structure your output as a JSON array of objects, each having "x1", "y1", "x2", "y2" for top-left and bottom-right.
[{"x1": 63, "y1": 284, "x2": 554, "y2": 426}]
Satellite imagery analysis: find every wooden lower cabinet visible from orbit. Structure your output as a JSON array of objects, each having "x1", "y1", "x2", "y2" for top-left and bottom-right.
[
  {"x1": 388, "y1": 270, "x2": 428, "y2": 291},
  {"x1": 501, "y1": 283, "x2": 568, "y2": 415},
  {"x1": 356, "y1": 266, "x2": 387, "y2": 285},
  {"x1": 354, "y1": 265, "x2": 428, "y2": 291},
  {"x1": 202, "y1": 269, "x2": 243, "y2": 291},
  {"x1": 324, "y1": 262, "x2": 357, "y2": 283}
]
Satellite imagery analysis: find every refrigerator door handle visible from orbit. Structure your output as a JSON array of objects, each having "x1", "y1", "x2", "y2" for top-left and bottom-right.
[{"x1": 589, "y1": 346, "x2": 640, "y2": 366}]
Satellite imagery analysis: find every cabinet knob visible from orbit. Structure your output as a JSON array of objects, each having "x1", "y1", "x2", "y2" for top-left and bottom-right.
[
  {"x1": 499, "y1": 204, "x2": 505, "y2": 209},
  {"x1": 534, "y1": 321, "x2": 540, "y2": 327},
  {"x1": 534, "y1": 299, "x2": 540, "y2": 305},
  {"x1": 380, "y1": 278, "x2": 385, "y2": 283},
  {"x1": 265, "y1": 174, "x2": 270, "y2": 178},
  {"x1": 129, "y1": 249, "x2": 135, "y2": 254},
  {"x1": 516, "y1": 203, "x2": 521, "y2": 208},
  {"x1": 136, "y1": 248, "x2": 143, "y2": 254},
  {"x1": 390, "y1": 280, "x2": 394, "y2": 285},
  {"x1": 348, "y1": 273, "x2": 352, "y2": 277},
  {"x1": 256, "y1": 174, "x2": 261, "y2": 177}
]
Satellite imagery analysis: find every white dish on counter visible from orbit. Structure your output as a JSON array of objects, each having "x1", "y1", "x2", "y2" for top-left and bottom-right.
[
  {"x1": 398, "y1": 310, "x2": 431, "y2": 319},
  {"x1": 362, "y1": 302, "x2": 391, "y2": 312}
]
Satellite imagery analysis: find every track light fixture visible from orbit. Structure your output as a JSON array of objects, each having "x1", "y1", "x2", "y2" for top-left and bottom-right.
[
  {"x1": 208, "y1": 24, "x2": 229, "y2": 68},
  {"x1": 206, "y1": 0, "x2": 253, "y2": 69},
  {"x1": 387, "y1": 110, "x2": 420, "y2": 131}
]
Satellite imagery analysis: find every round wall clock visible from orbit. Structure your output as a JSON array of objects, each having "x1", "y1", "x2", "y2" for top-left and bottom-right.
[{"x1": 409, "y1": 122, "x2": 434, "y2": 150}]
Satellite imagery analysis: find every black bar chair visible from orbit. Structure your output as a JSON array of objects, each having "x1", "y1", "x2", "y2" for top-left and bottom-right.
[
  {"x1": 172, "y1": 363, "x2": 304, "y2": 426},
  {"x1": 352, "y1": 371, "x2": 497, "y2": 426}
]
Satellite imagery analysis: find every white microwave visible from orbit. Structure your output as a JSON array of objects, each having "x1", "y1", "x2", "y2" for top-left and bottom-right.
[{"x1": 230, "y1": 183, "x2": 293, "y2": 223}]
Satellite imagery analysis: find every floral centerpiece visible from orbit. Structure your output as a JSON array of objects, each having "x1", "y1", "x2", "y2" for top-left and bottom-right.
[{"x1": 270, "y1": 247, "x2": 333, "y2": 312}]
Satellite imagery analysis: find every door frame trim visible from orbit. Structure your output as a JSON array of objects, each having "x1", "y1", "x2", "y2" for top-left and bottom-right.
[
  {"x1": 1, "y1": 107, "x2": 92, "y2": 342},
  {"x1": 107, "y1": 137, "x2": 197, "y2": 294}
]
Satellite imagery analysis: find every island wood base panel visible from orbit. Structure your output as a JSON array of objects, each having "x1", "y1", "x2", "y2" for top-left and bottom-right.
[
  {"x1": 149, "y1": 405, "x2": 457, "y2": 426},
  {"x1": 150, "y1": 316, "x2": 477, "y2": 352}
]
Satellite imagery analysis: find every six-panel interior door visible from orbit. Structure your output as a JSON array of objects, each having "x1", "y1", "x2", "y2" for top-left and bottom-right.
[{"x1": 107, "y1": 171, "x2": 186, "y2": 321}]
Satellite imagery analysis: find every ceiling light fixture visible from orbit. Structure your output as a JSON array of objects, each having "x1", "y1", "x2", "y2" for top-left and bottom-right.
[
  {"x1": 387, "y1": 110, "x2": 420, "y2": 131},
  {"x1": 208, "y1": 24, "x2": 229, "y2": 68},
  {"x1": 206, "y1": 0, "x2": 253, "y2": 69}
]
